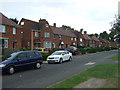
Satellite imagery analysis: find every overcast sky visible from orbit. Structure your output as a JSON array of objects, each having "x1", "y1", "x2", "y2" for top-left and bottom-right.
[{"x1": 0, "y1": 0, "x2": 119, "y2": 34}]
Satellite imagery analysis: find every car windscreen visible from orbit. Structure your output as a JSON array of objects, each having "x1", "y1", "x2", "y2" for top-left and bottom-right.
[
  {"x1": 52, "y1": 52, "x2": 63, "y2": 55},
  {"x1": 4, "y1": 52, "x2": 19, "y2": 60},
  {"x1": 35, "y1": 49, "x2": 42, "y2": 51}
]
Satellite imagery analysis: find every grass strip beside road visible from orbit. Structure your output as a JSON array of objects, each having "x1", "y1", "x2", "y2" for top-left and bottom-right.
[
  {"x1": 109, "y1": 53, "x2": 120, "y2": 61},
  {"x1": 47, "y1": 63, "x2": 119, "y2": 88}
]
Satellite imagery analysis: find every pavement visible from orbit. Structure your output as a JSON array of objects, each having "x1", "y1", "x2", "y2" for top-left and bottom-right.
[{"x1": 2, "y1": 50, "x2": 118, "y2": 88}]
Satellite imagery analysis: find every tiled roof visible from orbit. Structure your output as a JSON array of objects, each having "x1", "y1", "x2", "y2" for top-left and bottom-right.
[
  {"x1": 51, "y1": 26, "x2": 76, "y2": 37},
  {"x1": 82, "y1": 34, "x2": 91, "y2": 40},
  {"x1": 0, "y1": 13, "x2": 22, "y2": 28},
  {"x1": 21, "y1": 18, "x2": 41, "y2": 30},
  {"x1": 91, "y1": 35, "x2": 100, "y2": 42},
  {"x1": 98, "y1": 38, "x2": 106, "y2": 43}
]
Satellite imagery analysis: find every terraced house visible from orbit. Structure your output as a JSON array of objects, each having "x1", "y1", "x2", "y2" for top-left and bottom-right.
[
  {"x1": 19, "y1": 19, "x2": 77, "y2": 49},
  {"x1": 0, "y1": 13, "x2": 22, "y2": 49},
  {"x1": 19, "y1": 18, "x2": 53, "y2": 49},
  {"x1": 50, "y1": 24, "x2": 77, "y2": 48}
]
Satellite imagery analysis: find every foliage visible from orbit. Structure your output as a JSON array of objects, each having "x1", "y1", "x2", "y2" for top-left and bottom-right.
[
  {"x1": 41, "y1": 52, "x2": 49, "y2": 61},
  {"x1": 10, "y1": 18, "x2": 19, "y2": 24},
  {"x1": 61, "y1": 25, "x2": 71, "y2": 29},
  {"x1": 20, "y1": 47, "x2": 31, "y2": 51}
]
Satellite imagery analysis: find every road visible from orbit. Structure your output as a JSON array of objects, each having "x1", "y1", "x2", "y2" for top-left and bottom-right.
[{"x1": 2, "y1": 50, "x2": 118, "y2": 88}]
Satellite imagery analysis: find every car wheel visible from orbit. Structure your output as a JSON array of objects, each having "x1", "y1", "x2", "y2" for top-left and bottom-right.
[
  {"x1": 69, "y1": 57, "x2": 72, "y2": 61},
  {"x1": 35, "y1": 62, "x2": 41, "y2": 69},
  {"x1": 7, "y1": 66, "x2": 15, "y2": 75},
  {"x1": 59, "y1": 58, "x2": 63, "y2": 64}
]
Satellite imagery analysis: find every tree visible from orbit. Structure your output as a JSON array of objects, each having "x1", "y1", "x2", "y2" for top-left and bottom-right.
[
  {"x1": 61, "y1": 25, "x2": 71, "y2": 29},
  {"x1": 109, "y1": 15, "x2": 120, "y2": 44},
  {"x1": 10, "y1": 18, "x2": 19, "y2": 24},
  {"x1": 99, "y1": 31, "x2": 109, "y2": 40}
]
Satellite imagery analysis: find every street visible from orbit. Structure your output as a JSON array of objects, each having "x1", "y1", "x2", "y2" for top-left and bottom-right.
[{"x1": 2, "y1": 50, "x2": 118, "y2": 88}]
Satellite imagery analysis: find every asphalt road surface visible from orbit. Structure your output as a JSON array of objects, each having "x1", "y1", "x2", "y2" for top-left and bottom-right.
[{"x1": 2, "y1": 50, "x2": 118, "y2": 88}]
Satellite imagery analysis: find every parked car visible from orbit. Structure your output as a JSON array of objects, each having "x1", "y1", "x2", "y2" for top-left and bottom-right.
[
  {"x1": 65, "y1": 47, "x2": 77, "y2": 55},
  {"x1": 47, "y1": 50, "x2": 72, "y2": 64},
  {"x1": 0, "y1": 50, "x2": 43, "y2": 75},
  {"x1": 35, "y1": 48, "x2": 49, "y2": 53}
]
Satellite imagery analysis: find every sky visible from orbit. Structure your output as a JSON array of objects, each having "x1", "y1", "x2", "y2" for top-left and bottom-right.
[{"x1": 0, "y1": 0, "x2": 120, "y2": 34}]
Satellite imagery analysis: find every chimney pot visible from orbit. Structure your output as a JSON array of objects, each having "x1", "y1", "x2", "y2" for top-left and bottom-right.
[
  {"x1": 53, "y1": 23, "x2": 56, "y2": 27},
  {"x1": 84, "y1": 31, "x2": 87, "y2": 34}
]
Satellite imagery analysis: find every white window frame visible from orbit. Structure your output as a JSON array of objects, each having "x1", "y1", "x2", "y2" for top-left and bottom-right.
[
  {"x1": 45, "y1": 24, "x2": 49, "y2": 27},
  {"x1": 35, "y1": 32, "x2": 39, "y2": 37},
  {"x1": 44, "y1": 32, "x2": 50, "y2": 38},
  {"x1": 4, "y1": 39, "x2": 8, "y2": 48},
  {"x1": 44, "y1": 41, "x2": 51, "y2": 48},
  {"x1": 71, "y1": 37, "x2": 73, "y2": 41},
  {"x1": 53, "y1": 42, "x2": 56, "y2": 48},
  {"x1": 74, "y1": 38, "x2": 77, "y2": 41},
  {"x1": 21, "y1": 22, "x2": 24, "y2": 25},
  {"x1": 13, "y1": 27, "x2": 16, "y2": 35},
  {"x1": 80, "y1": 38, "x2": 83, "y2": 42},
  {"x1": 0, "y1": 25, "x2": 6, "y2": 33}
]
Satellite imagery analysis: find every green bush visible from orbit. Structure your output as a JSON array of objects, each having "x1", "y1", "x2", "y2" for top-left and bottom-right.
[
  {"x1": 41, "y1": 52, "x2": 49, "y2": 61},
  {"x1": 104, "y1": 47, "x2": 111, "y2": 51},
  {"x1": 87, "y1": 47, "x2": 97, "y2": 53},
  {"x1": 20, "y1": 47, "x2": 31, "y2": 51},
  {"x1": 77, "y1": 48, "x2": 86, "y2": 54}
]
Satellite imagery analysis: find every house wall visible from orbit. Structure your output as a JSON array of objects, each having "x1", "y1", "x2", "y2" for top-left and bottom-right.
[{"x1": 1, "y1": 25, "x2": 21, "y2": 48}]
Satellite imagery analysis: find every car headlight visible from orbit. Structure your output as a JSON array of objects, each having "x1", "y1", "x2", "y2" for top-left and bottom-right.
[
  {"x1": 54, "y1": 57, "x2": 59, "y2": 59},
  {"x1": 0, "y1": 64, "x2": 6, "y2": 68}
]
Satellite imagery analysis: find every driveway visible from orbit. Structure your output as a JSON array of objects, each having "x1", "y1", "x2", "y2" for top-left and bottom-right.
[{"x1": 2, "y1": 50, "x2": 118, "y2": 88}]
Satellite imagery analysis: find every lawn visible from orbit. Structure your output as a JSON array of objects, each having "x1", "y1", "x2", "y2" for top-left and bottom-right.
[
  {"x1": 109, "y1": 53, "x2": 120, "y2": 61},
  {"x1": 47, "y1": 63, "x2": 119, "y2": 88}
]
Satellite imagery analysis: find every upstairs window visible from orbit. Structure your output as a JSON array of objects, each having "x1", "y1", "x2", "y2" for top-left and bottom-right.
[
  {"x1": 74, "y1": 38, "x2": 77, "y2": 41},
  {"x1": 21, "y1": 22, "x2": 24, "y2": 25},
  {"x1": 53, "y1": 34, "x2": 56, "y2": 39},
  {"x1": 13, "y1": 27, "x2": 16, "y2": 35},
  {"x1": 45, "y1": 24, "x2": 49, "y2": 27},
  {"x1": 0, "y1": 25, "x2": 6, "y2": 33},
  {"x1": 59, "y1": 35, "x2": 62, "y2": 39},
  {"x1": 44, "y1": 32, "x2": 50, "y2": 38},
  {"x1": 35, "y1": 32, "x2": 39, "y2": 37},
  {"x1": 71, "y1": 37, "x2": 73, "y2": 41},
  {"x1": 80, "y1": 38, "x2": 83, "y2": 42}
]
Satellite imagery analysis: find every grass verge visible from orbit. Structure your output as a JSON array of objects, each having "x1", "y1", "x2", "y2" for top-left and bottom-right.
[
  {"x1": 109, "y1": 53, "x2": 120, "y2": 61},
  {"x1": 47, "y1": 63, "x2": 119, "y2": 88}
]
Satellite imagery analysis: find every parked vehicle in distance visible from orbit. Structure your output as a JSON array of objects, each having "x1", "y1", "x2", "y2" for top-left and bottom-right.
[
  {"x1": 47, "y1": 50, "x2": 72, "y2": 64},
  {"x1": 35, "y1": 48, "x2": 49, "y2": 53},
  {"x1": 65, "y1": 47, "x2": 77, "y2": 55},
  {"x1": 0, "y1": 51, "x2": 43, "y2": 75}
]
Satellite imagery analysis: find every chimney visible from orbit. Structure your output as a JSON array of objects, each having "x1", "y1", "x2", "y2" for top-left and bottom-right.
[
  {"x1": 71, "y1": 28, "x2": 74, "y2": 31},
  {"x1": 84, "y1": 31, "x2": 87, "y2": 34},
  {"x1": 53, "y1": 23, "x2": 56, "y2": 27},
  {"x1": 39, "y1": 18, "x2": 46, "y2": 22}
]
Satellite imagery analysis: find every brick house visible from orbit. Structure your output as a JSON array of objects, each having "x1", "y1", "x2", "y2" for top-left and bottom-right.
[
  {"x1": 0, "y1": 13, "x2": 22, "y2": 48},
  {"x1": 91, "y1": 35, "x2": 100, "y2": 47},
  {"x1": 98, "y1": 38, "x2": 107, "y2": 47},
  {"x1": 82, "y1": 31, "x2": 92, "y2": 47},
  {"x1": 50, "y1": 24, "x2": 77, "y2": 49},
  {"x1": 19, "y1": 18, "x2": 53, "y2": 49}
]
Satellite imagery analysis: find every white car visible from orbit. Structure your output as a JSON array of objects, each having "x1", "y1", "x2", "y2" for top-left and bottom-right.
[{"x1": 47, "y1": 50, "x2": 72, "y2": 64}]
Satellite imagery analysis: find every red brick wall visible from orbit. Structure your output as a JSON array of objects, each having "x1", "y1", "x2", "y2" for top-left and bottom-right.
[{"x1": 1, "y1": 25, "x2": 21, "y2": 48}]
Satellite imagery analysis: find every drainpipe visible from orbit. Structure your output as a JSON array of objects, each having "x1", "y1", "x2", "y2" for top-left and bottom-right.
[{"x1": 31, "y1": 30, "x2": 34, "y2": 50}]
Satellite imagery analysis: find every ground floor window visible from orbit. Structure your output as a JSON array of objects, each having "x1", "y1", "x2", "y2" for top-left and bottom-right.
[
  {"x1": 44, "y1": 41, "x2": 51, "y2": 48},
  {"x1": 52, "y1": 43, "x2": 56, "y2": 48},
  {"x1": 0, "y1": 39, "x2": 8, "y2": 48}
]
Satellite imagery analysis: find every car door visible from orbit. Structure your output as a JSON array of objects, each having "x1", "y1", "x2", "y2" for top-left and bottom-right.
[
  {"x1": 13, "y1": 52, "x2": 28, "y2": 69},
  {"x1": 63, "y1": 52, "x2": 68, "y2": 61},
  {"x1": 66, "y1": 51, "x2": 70, "y2": 60}
]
